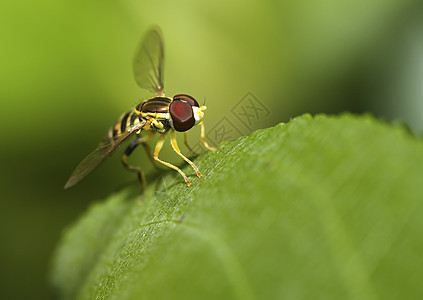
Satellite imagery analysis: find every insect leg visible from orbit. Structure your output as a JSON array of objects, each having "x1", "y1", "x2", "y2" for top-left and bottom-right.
[
  {"x1": 131, "y1": 131, "x2": 163, "y2": 170},
  {"x1": 141, "y1": 141, "x2": 167, "y2": 171},
  {"x1": 153, "y1": 133, "x2": 191, "y2": 186},
  {"x1": 200, "y1": 121, "x2": 216, "y2": 151},
  {"x1": 170, "y1": 130, "x2": 202, "y2": 178},
  {"x1": 121, "y1": 133, "x2": 155, "y2": 191}
]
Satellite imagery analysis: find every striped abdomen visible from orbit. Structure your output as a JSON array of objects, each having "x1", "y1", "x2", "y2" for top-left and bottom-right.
[{"x1": 106, "y1": 111, "x2": 144, "y2": 141}]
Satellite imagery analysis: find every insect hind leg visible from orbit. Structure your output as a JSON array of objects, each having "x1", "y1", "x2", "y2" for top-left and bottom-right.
[{"x1": 121, "y1": 133, "x2": 155, "y2": 192}]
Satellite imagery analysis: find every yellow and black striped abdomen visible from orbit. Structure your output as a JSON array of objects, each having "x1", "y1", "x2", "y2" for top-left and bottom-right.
[{"x1": 107, "y1": 111, "x2": 144, "y2": 140}]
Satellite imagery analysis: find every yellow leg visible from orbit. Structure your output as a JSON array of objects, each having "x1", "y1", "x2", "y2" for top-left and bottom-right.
[
  {"x1": 141, "y1": 138, "x2": 164, "y2": 171},
  {"x1": 170, "y1": 130, "x2": 202, "y2": 178},
  {"x1": 200, "y1": 121, "x2": 216, "y2": 151},
  {"x1": 138, "y1": 131, "x2": 163, "y2": 170},
  {"x1": 154, "y1": 134, "x2": 191, "y2": 186},
  {"x1": 121, "y1": 132, "x2": 156, "y2": 193}
]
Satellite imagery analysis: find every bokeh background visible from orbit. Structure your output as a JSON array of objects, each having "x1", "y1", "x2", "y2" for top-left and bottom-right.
[{"x1": 1, "y1": 0, "x2": 423, "y2": 298}]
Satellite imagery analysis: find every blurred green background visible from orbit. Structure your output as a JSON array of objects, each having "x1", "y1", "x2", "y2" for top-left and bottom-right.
[{"x1": 1, "y1": 0, "x2": 423, "y2": 298}]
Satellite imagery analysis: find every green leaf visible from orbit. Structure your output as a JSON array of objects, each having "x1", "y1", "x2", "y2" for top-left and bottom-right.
[{"x1": 50, "y1": 114, "x2": 423, "y2": 299}]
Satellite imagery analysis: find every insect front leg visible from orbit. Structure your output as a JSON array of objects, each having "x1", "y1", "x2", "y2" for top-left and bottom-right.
[
  {"x1": 200, "y1": 121, "x2": 216, "y2": 151},
  {"x1": 153, "y1": 133, "x2": 191, "y2": 186},
  {"x1": 170, "y1": 130, "x2": 202, "y2": 178},
  {"x1": 121, "y1": 132, "x2": 155, "y2": 192}
]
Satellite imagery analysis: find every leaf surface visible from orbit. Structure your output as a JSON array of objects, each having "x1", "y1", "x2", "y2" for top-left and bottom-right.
[{"x1": 50, "y1": 114, "x2": 423, "y2": 299}]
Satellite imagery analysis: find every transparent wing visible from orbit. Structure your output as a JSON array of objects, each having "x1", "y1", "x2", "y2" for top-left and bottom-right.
[
  {"x1": 64, "y1": 122, "x2": 146, "y2": 189},
  {"x1": 133, "y1": 26, "x2": 165, "y2": 96}
]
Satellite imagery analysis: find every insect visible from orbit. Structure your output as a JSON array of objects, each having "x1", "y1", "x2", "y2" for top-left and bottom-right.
[{"x1": 64, "y1": 27, "x2": 215, "y2": 191}]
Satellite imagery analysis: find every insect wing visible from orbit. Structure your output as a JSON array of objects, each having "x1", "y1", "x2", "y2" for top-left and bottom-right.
[
  {"x1": 64, "y1": 122, "x2": 146, "y2": 189},
  {"x1": 133, "y1": 26, "x2": 165, "y2": 96}
]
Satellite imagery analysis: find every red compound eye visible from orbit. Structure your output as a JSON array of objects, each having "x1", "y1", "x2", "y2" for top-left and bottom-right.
[
  {"x1": 169, "y1": 100, "x2": 195, "y2": 132},
  {"x1": 173, "y1": 94, "x2": 199, "y2": 107}
]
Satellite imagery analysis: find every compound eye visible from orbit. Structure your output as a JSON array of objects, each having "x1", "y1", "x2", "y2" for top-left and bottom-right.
[
  {"x1": 169, "y1": 100, "x2": 195, "y2": 132},
  {"x1": 173, "y1": 94, "x2": 199, "y2": 107}
]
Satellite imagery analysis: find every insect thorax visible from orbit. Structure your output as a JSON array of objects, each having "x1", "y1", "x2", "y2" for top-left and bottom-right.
[{"x1": 135, "y1": 97, "x2": 173, "y2": 133}]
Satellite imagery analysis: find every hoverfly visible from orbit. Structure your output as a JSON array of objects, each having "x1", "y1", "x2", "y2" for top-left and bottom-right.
[{"x1": 65, "y1": 27, "x2": 215, "y2": 192}]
